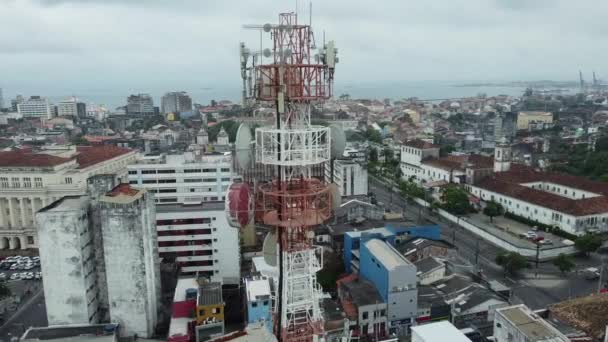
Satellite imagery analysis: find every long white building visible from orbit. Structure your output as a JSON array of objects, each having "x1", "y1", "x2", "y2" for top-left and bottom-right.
[
  {"x1": 0, "y1": 145, "x2": 137, "y2": 250},
  {"x1": 127, "y1": 152, "x2": 240, "y2": 283},
  {"x1": 17, "y1": 96, "x2": 53, "y2": 119}
]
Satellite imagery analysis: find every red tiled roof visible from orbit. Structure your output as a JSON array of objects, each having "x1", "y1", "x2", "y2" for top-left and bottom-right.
[
  {"x1": 423, "y1": 154, "x2": 493, "y2": 171},
  {"x1": 475, "y1": 177, "x2": 608, "y2": 216},
  {"x1": 76, "y1": 145, "x2": 132, "y2": 169},
  {"x1": 106, "y1": 183, "x2": 140, "y2": 197},
  {"x1": 403, "y1": 139, "x2": 437, "y2": 149},
  {"x1": 0, "y1": 150, "x2": 71, "y2": 168}
]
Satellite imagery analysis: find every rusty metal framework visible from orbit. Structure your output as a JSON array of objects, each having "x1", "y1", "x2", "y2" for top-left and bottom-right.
[{"x1": 240, "y1": 11, "x2": 338, "y2": 342}]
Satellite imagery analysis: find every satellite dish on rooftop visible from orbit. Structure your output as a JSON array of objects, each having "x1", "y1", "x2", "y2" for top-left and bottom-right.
[
  {"x1": 330, "y1": 124, "x2": 346, "y2": 158},
  {"x1": 263, "y1": 48, "x2": 272, "y2": 58},
  {"x1": 262, "y1": 231, "x2": 277, "y2": 267},
  {"x1": 235, "y1": 123, "x2": 253, "y2": 168},
  {"x1": 263, "y1": 23, "x2": 272, "y2": 32}
]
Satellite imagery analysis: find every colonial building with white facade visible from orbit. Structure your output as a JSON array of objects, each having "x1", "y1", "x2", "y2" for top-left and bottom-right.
[
  {"x1": 127, "y1": 151, "x2": 240, "y2": 283},
  {"x1": 0, "y1": 145, "x2": 136, "y2": 249}
]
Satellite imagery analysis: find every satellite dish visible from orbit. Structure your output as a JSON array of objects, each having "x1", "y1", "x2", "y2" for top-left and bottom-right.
[
  {"x1": 262, "y1": 231, "x2": 277, "y2": 267},
  {"x1": 263, "y1": 48, "x2": 272, "y2": 58},
  {"x1": 329, "y1": 183, "x2": 342, "y2": 210},
  {"x1": 330, "y1": 124, "x2": 346, "y2": 158},
  {"x1": 263, "y1": 23, "x2": 272, "y2": 32},
  {"x1": 235, "y1": 123, "x2": 253, "y2": 168}
]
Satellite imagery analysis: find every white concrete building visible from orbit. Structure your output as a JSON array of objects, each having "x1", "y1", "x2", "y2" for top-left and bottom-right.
[
  {"x1": 17, "y1": 96, "x2": 53, "y2": 119},
  {"x1": 216, "y1": 127, "x2": 229, "y2": 145},
  {"x1": 0, "y1": 145, "x2": 136, "y2": 249},
  {"x1": 57, "y1": 97, "x2": 86, "y2": 118},
  {"x1": 326, "y1": 159, "x2": 368, "y2": 197},
  {"x1": 36, "y1": 195, "x2": 100, "y2": 325},
  {"x1": 493, "y1": 305, "x2": 568, "y2": 342},
  {"x1": 411, "y1": 321, "x2": 470, "y2": 342},
  {"x1": 127, "y1": 152, "x2": 240, "y2": 282},
  {"x1": 99, "y1": 184, "x2": 161, "y2": 338}
]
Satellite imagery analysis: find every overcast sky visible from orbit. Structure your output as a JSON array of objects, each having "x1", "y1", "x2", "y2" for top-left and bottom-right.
[{"x1": 1, "y1": 0, "x2": 607, "y2": 100}]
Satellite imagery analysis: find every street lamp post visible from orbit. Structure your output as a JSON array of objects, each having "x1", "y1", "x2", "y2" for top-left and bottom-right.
[{"x1": 535, "y1": 242, "x2": 541, "y2": 278}]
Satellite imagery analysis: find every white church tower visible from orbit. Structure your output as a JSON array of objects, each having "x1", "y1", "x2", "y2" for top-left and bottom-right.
[{"x1": 494, "y1": 137, "x2": 511, "y2": 172}]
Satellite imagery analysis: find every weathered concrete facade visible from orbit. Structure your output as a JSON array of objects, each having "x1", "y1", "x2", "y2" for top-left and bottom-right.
[
  {"x1": 36, "y1": 195, "x2": 99, "y2": 325},
  {"x1": 100, "y1": 185, "x2": 161, "y2": 338}
]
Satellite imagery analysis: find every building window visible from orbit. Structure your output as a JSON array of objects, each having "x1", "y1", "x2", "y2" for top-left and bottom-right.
[
  {"x1": 142, "y1": 170, "x2": 157, "y2": 174},
  {"x1": 34, "y1": 177, "x2": 43, "y2": 188},
  {"x1": 157, "y1": 169, "x2": 175, "y2": 174},
  {"x1": 252, "y1": 302, "x2": 257, "y2": 308},
  {"x1": 65, "y1": 177, "x2": 72, "y2": 184},
  {"x1": 263, "y1": 300, "x2": 268, "y2": 306},
  {"x1": 202, "y1": 168, "x2": 216, "y2": 173},
  {"x1": 128, "y1": 170, "x2": 137, "y2": 175},
  {"x1": 220, "y1": 168, "x2": 230, "y2": 172},
  {"x1": 11, "y1": 178, "x2": 20, "y2": 188},
  {"x1": 0, "y1": 177, "x2": 8, "y2": 188},
  {"x1": 23, "y1": 178, "x2": 31, "y2": 188},
  {"x1": 184, "y1": 169, "x2": 202, "y2": 173},
  {"x1": 27, "y1": 236, "x2": 34, "y2": 244},
  {"x1": 221, "y1": 178, "x2": 231, "y2": 182},
  {"x1": 362, "y1": 312, "x2": 368, "y2": 320}
]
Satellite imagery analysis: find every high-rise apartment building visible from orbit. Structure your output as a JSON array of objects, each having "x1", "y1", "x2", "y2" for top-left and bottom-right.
[
  {"x1": 57, "y1": 97, "x2": 86, "y2": 118},
  {"x1": 17, "y1": 96, "x2": 53, "y2": 119},
  {"x1": 36, "y1": 183, "x2": 161, "y2": 338},
  {"x1": 127, "y1": 152, "x2": 240, "y2": 283},
  {"x1": 11, "y1": 95, "x2": 24, "y2": 112},
  {"x1": 161, "y1": 91, "x2": 193, "y2": 114},
  {"x1": 127, "y1": 94, "x2": 155, "y2": 116},
  {"x1": 0, "y1": 145, "x2": 137, "y2": 250}
]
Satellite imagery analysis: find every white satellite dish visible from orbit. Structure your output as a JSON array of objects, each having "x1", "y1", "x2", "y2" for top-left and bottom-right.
[
  {"x1": 263, "y1": 48, "x2": 272, "y2": 58},
  {"x1": 330, "y1": 124, "x2": 346, "y2": 158},
  {"x1": 235, "y1": 123, "x2": 253, "y2": 168},
  {"x1": 262, "y1": 231, "x2": 278, "y2": 267},
  {"x1": 329, "y1": 183, "x2": 342, "y2": 211},
  {"x1": 263, "y1": 23, "x2": 272, "y2": 32}
]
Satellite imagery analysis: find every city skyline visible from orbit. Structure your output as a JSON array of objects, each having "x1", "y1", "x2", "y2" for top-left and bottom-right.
[{"x1": 1, "y1": 0, "x2": 608, "y2": 96}]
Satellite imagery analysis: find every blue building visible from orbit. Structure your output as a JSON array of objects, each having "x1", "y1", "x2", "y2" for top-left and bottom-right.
[
  {"x1": 244, "y1": 276, "x2": 272, "y2": 331},
  {"x1": 359, "y1": 238, "x2": 418, "y2": 336},
  {"x1": 343, "y1": 224, "x2": 440, "y2": 273}
]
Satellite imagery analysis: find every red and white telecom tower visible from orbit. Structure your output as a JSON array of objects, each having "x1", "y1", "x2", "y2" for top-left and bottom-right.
[{"x1": 231, "y1": 10, "x2": 338, "y2": 342}]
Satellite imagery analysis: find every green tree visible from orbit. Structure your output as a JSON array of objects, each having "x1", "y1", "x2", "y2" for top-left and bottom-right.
[
  {"x1": 483, "y1": 201, "x2": 504, "y2": 223},
  {"x1": 439, "y1": 145, "x2": 455, "y2": 157},
  {"x1": 495, "y1": 252, "x2": 527, "y2": 275},
  {"x1": 383, "y1": 148, "x2": 394, "y2": 162},
  {"x1": 575, "y1": 234, "x2": 602, "y2": 256},
  {"x1": 441, "y1": 185, "x2": 471, "y2": 216},
  {"x1": 70, "y1": 134, "x2": 89, "y2": 146},
  {"x1": 365, "y1": 128, "x2": 383, "y2": 144},
  {"x1": 369, "y1": 148, "x2": 378, "y2": 163},
  {"x1": 552, "y1": 253, "x2": 575, "y2": 273}
]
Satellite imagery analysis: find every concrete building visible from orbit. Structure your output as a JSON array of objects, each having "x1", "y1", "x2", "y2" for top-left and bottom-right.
[
  {"x1": 36, "y1": 195, "x2": 100, "y2": 325},
  {"x1": 127, "y1": 152, "x2": 240, "y2": 282},
  {"x1": 216, "y1": 127, "x2": 229, "y2": 145},
  {"x1": 195, "y1": 282, "x2": 225, "y2": 341},
  {"x1": 127, "y1": 94, "x2": 154, "y2": 116},
  {"x1": 337, "y1": 274, "x2": 388, "y2": 339},
  {"x1": 245, "y1": 276, "x2": 273, "y2": 331},
  {"x1": 21, "y1": 324, "x2": 120, "y2": 342},
  {"x1": 17, "y1": 96, "x2": 53, "y2": 119},
  {"x1": 516, "y1": 111, "x2": 553, "y2": 131},
  {"x1": 413, "y1": 257, "x2": 446, "y2": 285},
  {"x1": 326, "y1": 159, "x2": 368, "y2": 197},
  {"x1": 493, "y1": 305, "x2": 569, "y2": 342},
  {"x1": 161, "y1": 91, "x2": 193, "y2": 114},
  {"x1": 0, "y1": 145, "x2": 136, "y2": 249},
  {"x1": 411, "y1": 321, "x2": 470, "y2": 342},
  {"x1": 360, "y1": 239, "x2": 417, "y2": 335},
  {"x1": 58, "y1": 97, "x2": 86, "y2": 119},
  {"x1": 99, "y1": 184, "x2": 161, "y2": 338}
]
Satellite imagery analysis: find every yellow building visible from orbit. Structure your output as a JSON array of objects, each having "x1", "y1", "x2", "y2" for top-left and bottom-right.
[
  {"x1": 196, "y1": 282, "x2": 224, "y2": 325},
  {"x1": 517, "y1": 111, "x2": 553, "y2": 130}
]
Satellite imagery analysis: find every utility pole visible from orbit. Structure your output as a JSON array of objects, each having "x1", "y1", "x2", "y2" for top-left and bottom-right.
[
  {"x1": 535, "y1": 242, "x2": 540, "y2": 278},
  {"x1": 475, "y1": 238, "x2": 480, "y2": 266},
  {"x1": 598, "y1": 255, "x2": 607, "y2": 293}
]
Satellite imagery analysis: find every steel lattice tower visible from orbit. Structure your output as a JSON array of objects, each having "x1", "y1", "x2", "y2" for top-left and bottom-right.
[{"x1": 239, "y1": 11, "x2": 338, "y2": 342}]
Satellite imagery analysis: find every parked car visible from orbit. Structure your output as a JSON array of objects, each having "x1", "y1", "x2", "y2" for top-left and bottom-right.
[
  {"x1": 9, "y1": 274, "x2": 18, "y2": 280},
  {"x1": 583, "y1": 267, "x2": 601, "y2": 280},
  {"x1": 539, "y1": 239, "x2": 553, "y2": 245},
  {"x1": 533, "y1": 236, "x2": 545, "y2": 243},
  {"x1": 0, "y1": 273, "x2": 6, "y2": 280}
]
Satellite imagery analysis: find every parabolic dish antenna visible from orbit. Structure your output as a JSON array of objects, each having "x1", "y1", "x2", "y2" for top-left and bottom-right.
[
  {"x1": 330, "y1": 124, "x2": 346, "y2": 158},
  {"x1": 262, "y1": 231, "x2": 278, "y2": 267},
  {"x1": 235, "y1": 123, "x2": 253, "y2": 168},
  {"x1": 329, "y1": 183, "x2": 342, "y2": 211},
  {"x1": 263, "y1": 48, "x2": 272, "y2": 58},
  {"x1": 263, "y1": 23, "x2": 272, "y2": 32}
]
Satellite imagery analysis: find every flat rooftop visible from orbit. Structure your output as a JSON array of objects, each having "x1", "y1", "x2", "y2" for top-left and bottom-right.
[
  {"x1": 174, "y1": 277, "x2": 199, "y2": 303},
  {"x1": 39, "y1": 195, "x2": 88, "y2": 213},
  {"x1": 498, "y1": 305, "x2": 568, "y2": 341},
  {"x1": 21, "y1": 324, "x2": 118, "y2": 342},
  {"x1": 411, "y1": 321, "x2": 470, "y2": 342},
  {"x1": 339, "y1": 276, "x2": 384, "y2": 307},
  {"x1": 245, "y1": 277, "x2": 271, "y2": 302},
  {"x1": 365, "y1": 239, "x2": 412, "y2": 271},
  {"x1": 100, "y1": 183, "x2": 144, "y2": 204}
]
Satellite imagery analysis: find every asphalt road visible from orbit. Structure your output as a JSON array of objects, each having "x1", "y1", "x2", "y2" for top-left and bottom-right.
[
  {"x1": 369, "y1": 177, "x2": 603, "y2": 309},
  {"x1": 0, "y1": 289, "x2": 46, "y2": 342}
]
